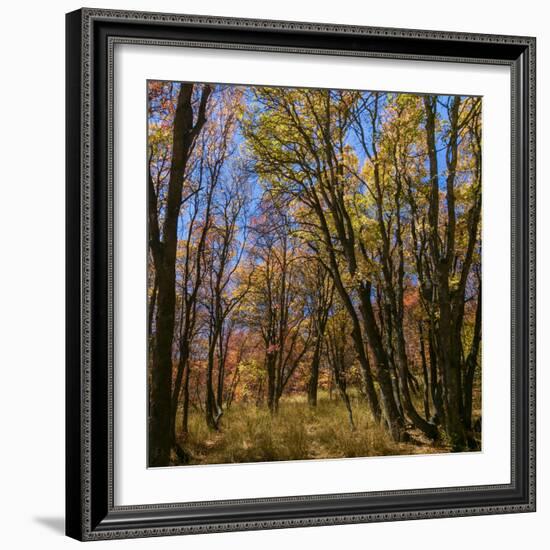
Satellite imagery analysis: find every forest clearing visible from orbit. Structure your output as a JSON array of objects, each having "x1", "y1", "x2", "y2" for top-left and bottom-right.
[
  {"x1": 178, "y1": 387, "x2": 480, "y2": 466},
  {"x1": 147, "y1": 80, "x2": 482, "y2": 467}
]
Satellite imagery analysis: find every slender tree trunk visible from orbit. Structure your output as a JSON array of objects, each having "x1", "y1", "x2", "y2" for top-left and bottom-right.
[
  {"x1": 393, "y1": 324, "x2": 438, "y2": 440},
  {"x1": 307, "y1": 339, "x2": 322, "y2": 406},
  {"x1": 351, "y1": 324, "x2": 381, "y2": 422},
  {"x1": 205, "y1": 326, "x2": 223, "y2": 430},
  {"x1": 181, "y1": 362, "x2": 191, "y2": 436},
  {"x1": 170, "y1": 340, "x2": 189, "y2": 443},
  {"x1": 419, "y1": 323, "x2": 431, "y2": 421},
  {"x1": 226, "y1": 367, "x2": 240, "y2": 410},
  {"x1": 216, "y1": 329, "x2": 227, "y2": 410},
  {"x1": 334, "y1": 367, "x2": 355, "y2": 430},
  {"x1": 266, "y1": 354, "x2": 277, "y2": 414},
  {"x1": 428, "y1": 326, "x2": 444, "y2": 423}
]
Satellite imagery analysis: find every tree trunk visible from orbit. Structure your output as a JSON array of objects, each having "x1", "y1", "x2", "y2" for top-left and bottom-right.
[
  {"x1": 334, "y1": 366, "x2": 355, "y2": 430},
  {"x1": 148, "y1": 83, "x2": 211, "y2": 466},
  {"x1": 147, "y1": 275, "x2": 157, "y2": 345},
  {"x1": 358, "y1": 283, "x2": 406, "y2": 440},
  {"x1": 181, "y1": 362, "x2": 191, "y2": 436},
  {"x1": 205, "y1": 326, "x2": 223, "y2": 430},
  {"x1": 423, "y1": 95, "x2": 468, "y2": 451},
  {"x1": 393, "y1": 324, "x2": 438, "y2": 440},
  {"x1": 418, "y1": 323, "x2": 431, "y2": 421},
  {"x1": 170, "y1": 340, "x2": 189, "y2": 443},
  {"x1": 307, "y1": 339, "x2": 322, "y2": 406},
  {"x1": 463, "y1": 290, "x2": 481, "y2": 447},
  {"x1": 266, "y1": 353, "x2": 277, "y2": 414},
  {"x1": 216, "y1": 331, "x2": 227, "y2": 410}
]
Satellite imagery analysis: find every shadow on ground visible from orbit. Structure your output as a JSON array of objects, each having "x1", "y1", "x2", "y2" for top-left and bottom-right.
[{"x1": 34, "y1": 517, "x2": 64, "y2": 535}]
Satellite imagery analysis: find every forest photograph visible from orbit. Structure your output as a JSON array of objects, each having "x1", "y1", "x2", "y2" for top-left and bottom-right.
[{"x1": 147, "y1": 80, "x2": 482, "y2": 468}]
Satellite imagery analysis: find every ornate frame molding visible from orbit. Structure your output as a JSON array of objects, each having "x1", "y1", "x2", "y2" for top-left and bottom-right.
[{"x1": 66, "y1": 8, "x2": 536, "y2": 541}]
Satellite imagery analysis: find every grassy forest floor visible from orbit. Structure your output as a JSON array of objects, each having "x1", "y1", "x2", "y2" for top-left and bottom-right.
[{"x1": 174, "y1": 390, "x2": 481, "y2": 466}]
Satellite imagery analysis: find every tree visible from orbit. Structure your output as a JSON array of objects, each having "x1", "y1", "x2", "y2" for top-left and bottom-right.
[
  {"x1": 325, "y1": 303, "x2": 356, "y2": 430},
  {"x1": 418, "y1": 95, "x2": 482, "y2": 449},
  {"x1": 242, "y1": 87, "x2": 481, "y2": 446},
  {"x1": 148, "y1": 82, "x2": 212, "y2": 466},
  {"x1": 203, "y1": 165, "x2": 252, "y2": 429},
  {"x1": 242, "y1": 87, "x2": 404, "y2": 437},
  {"x1": 304, "y1": 260, "x2": 334, "y2": 407},
  {"x1": 244, "y1": 201, "x2": 312, "y2": 413},
  {"x1": 349, "y1": 92, "x2": 438, "y2": 439}
]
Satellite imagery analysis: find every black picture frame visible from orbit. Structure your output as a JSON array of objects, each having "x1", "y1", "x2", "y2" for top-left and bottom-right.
[{"x1": 66, "y1": 7, "x2": 536, "y2": 541}]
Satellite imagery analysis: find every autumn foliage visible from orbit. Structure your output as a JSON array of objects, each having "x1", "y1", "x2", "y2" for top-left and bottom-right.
[{"x1": 147, "y1": 81, "x2": 482, "y2": 466}]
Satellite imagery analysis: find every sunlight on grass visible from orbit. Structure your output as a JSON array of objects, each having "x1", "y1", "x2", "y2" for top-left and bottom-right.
[{"x1": 176, "y1": 392, "x2": 449, "y2": 465}]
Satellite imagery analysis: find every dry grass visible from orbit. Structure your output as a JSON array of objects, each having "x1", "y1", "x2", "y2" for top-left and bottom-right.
[{"x1": 175, "y1": 392, "x2": 460, "y2": 466}]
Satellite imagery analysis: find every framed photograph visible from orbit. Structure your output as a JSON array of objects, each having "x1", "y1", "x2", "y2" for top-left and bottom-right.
[{"x1": 66, "y1": 8, "x2": 536, "y2": 541}]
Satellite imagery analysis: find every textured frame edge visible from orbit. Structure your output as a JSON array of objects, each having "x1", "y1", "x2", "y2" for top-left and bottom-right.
[{"x1": 66, "y1": 7, "x2": 536, "y2": 541}]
